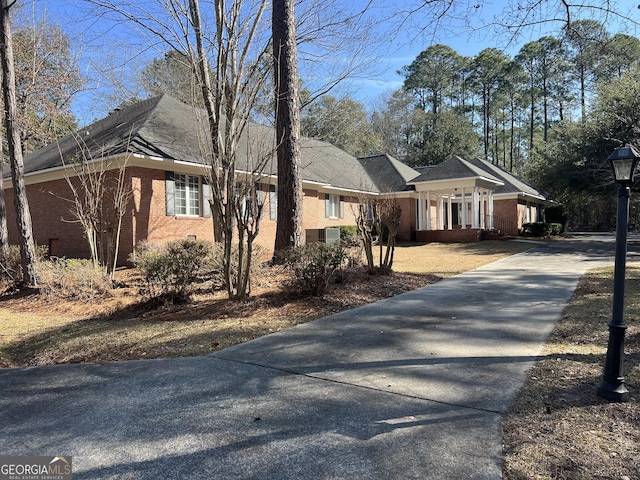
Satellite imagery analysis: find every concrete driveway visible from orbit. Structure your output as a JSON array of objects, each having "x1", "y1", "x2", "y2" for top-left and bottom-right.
[{"x1": 0, "y1": 237, "x2": 628, "y2": 479}]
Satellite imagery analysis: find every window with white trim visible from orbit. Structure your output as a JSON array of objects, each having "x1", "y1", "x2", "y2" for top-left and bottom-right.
[
  {"x1": 325, "y1": 194, "x2": 344, "y2": 219},
  {"x1": 165, "y1": 171, "x2": 210, "y2": 218},
  {"x1": 175, "y1": 174, "x2": 200, "y2": 216}
]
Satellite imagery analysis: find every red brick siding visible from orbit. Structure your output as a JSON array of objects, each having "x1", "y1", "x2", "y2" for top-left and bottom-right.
[
  {"x1": 5, "y1": 177, "x2": 106, "y2": 260},
  {"x1": 416, "y1": 228, "x2": 481, "y2": 242},
  {"x1": 301, "y1": 190, "x2": 359, "y2": 242},
  {"x1": 5, "y1": 167, "x2": 371, "y2": 263},
  {"x1": 493, "y1": 198, "x2": 520, "y2": 236},
  {"x1": 129, "y1": 167, "x2": 214, "y2": 253},
  {"x1": 396, "y1": 197, "x2": 415, "y2": 242}
]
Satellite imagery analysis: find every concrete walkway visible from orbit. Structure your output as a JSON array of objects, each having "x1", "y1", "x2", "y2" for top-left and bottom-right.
[{"x1": 0, "y1": 238, "x2": 629, "y2": 479}]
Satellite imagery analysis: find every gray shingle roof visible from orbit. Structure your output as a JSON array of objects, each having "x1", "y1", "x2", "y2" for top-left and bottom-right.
[
  {"x1": 468, "y1": 157, "x2": 547, "y2": 198},
  {"x1": 15, "y1": 95, "x2": 406, "y2": 194},
  {"x1": 408, "y1": 156, "x2": 502, "y2": 184},
  {"x1": 12, "y1": 95, "x2": 547, "y2": 202},
  {"x1": 358, "y1": 154, "x2": 420, "y2": 192},
  {"x1": 21, "y1": 95, "x2": 206, "y2": 174}
]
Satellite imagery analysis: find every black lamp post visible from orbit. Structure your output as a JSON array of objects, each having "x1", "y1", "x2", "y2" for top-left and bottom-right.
[{"x1": 596, "y1": 144, "x2": 640, "y2": 402}]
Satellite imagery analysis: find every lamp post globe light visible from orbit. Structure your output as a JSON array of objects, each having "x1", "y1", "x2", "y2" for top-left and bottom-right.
[{"x1": 596, "y1": 144, "x2": 640, "y2": 402}]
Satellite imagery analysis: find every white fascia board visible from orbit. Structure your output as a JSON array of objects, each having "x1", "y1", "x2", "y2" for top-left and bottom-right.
[
  {"x1": 408, "y1": 176, "x2": 504, "y2": 191},
  {"x1": 8, "y1": 153, "x2": 130, "y2": 187},
  {"x1": 318, "y1": 185, "x2": 381, "y2": 196},
  {"x1": 377, "y1": 190, "x2": 415, "y2": 199},
  {"x1": 493, "y1": 191, "x2": 548, "y2": 202},
  {"x1": 7, "y1": 154, "x2": 394, "y2": 200}
]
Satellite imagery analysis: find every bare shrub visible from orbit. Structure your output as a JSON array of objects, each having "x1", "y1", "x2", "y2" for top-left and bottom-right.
[
  {"x1": 209, "y1": 242, "x2": 267, "y2": 294},
  {"x1": 0, "y1": 245, "x2": 48, "y2": 287},
  {"x1": 132, "y1": 239, "x2": 213, "y2": 304},
  {"x1": 35, "y1": 258, "x2": 112, "y2": 298}
]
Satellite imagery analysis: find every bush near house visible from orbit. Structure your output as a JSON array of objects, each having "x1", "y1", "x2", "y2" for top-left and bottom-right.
[
  {"x1": 545, "y1": 205, "x2": 568, "y2": 230},
  {"x1": 521, "y1": 222, "x2": 563, "y2": 237},
  {"x1": 0, "y1": 245, "x2": 49, "y2": 286},
  {"x1": 36, "y1": 258, "x2": 111, "y2": 298},
  {"x1": 339, "y1": 225, "x2": 358, "y2": 245},
  {"x1": 131, "y1": 239, "x2": 212, "y2": 304},
  {"x1": 284, "y1": 242, "x2": 349, "y2": 296}
]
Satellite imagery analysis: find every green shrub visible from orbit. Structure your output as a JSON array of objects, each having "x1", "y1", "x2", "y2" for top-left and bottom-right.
[
  {"x1": 132, "y1": 239, "x2": 213, "y2": 303},
  {"x1": 545, "y1": 205, "x2": 567, "y2": 228},
  {"x1": 36, "y1": 258, "x2": 111, "y2": 298},
  {"x1": 521, "y1": 222, "x2": 564, "y2": 237},
  {"x1": 284, "y1": 242, "x2": 348, "y2": 296},
  {"x1": 339, "y1": 226, "x2": 359, "y2": 246},
  {"x1": 548, "y1": 223, "x2": 564, "y2": 235}
]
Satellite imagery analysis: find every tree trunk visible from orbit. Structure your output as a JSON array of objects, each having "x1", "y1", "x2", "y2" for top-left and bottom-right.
[
  {"x1": 529, "y1": 79, "x2": 535, "y2": 151},
  {"x1": 273, "y1": 0, "x2": 303, "y2": 257},
  {"x1": 0, "y1": 0, "x2": 37, "y2": 287},
  {"x1": 0, "y1": 128, "x2": 9, "y2": 255},
  {"x1": 580, "y1": 66, "x2": 586, "y2": 123},
  {"x1": 542, "y1": 77, "x2": 548, "y2": 143}
]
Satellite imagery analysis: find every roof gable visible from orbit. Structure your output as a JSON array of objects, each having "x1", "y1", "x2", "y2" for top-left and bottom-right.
[
  {"x1": 468, "y1": 157, "x2": 546, "y2": 198},
  {"x1": 358, "y1": 154, "x2": 421, "y2": 192},
  {"x1": 408, "y1": 156, "x2": 502, "y2": 185}
]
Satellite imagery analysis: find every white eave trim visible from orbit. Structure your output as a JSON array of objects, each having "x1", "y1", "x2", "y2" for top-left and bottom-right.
[
  {"x1": 4, "y1": 153, "x2": 382, "y2": 197},
  {"x1": 407, "y1": 178, "x2": 504, "y2": 194},
  {"x1": 493, "y1": 191, "x2": 548, "y2": 202}
]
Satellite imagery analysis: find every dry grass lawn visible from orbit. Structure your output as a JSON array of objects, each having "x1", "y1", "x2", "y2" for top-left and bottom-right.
[{"x1": 502, "y1": 265, "x2": 640, "y2": 480}]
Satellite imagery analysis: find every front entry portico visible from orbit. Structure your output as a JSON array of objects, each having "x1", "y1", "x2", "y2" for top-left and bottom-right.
[
  {"x1": 408, "y1": 157, "x2": 504, "y2": 241},
  {"x1": 417, "y1": 187, "x2": 496, "y2": 231}
]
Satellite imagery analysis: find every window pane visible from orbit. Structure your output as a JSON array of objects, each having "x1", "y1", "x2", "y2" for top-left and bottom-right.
[
  {"x1": 174, "y1": 174, "x2": 201, "y2": 216},
  {"x1": 175, "y1": 174, "x2": 187, "y2": 215},
  {"x1": 188, "y1": 176, "x2": 200, "y2": 215},
  {"x1": 329, "y1": 195, "x2": 339, "y2": 217}
]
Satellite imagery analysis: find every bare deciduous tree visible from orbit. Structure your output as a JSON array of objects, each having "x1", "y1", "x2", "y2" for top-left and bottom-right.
[
  {"x1": 85, "y1": 0, "x2": 274, "y2": 299},
  {"x1": 62, "y1": 136, "x2": 132, "y2": 279},
  {"x1": 355, "y1": 193, "x2": 401, "y2": 274},
  {"x1": 0, "y1": 128, "x2": 8, "y2": 256}
]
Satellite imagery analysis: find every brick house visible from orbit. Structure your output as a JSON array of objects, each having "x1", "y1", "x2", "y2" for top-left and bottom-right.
[{"x1": 2, "y1": 95, "x2": 549, "y2": 263}]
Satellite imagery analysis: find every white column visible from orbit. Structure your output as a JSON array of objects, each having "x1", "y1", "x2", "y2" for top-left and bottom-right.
[
  {"x1": 437, "y1": 195, "x2": 444, "y2": 230},
  {"x1": 447, "y1": 195, "x2": 453, "y2": 230},
  {"x1": 461, "y1": 188, "x2": 467, "y2": 229},
  {"x1": 418, "y1": 192, "x2": 424, "y2": 230},
  {"x1": 472, "y1": 187, "x2": 479, "y2": 229},
  {"x1": 488, "y1": 191, "x2": 494, "y2": 229},
  {"x1": 480, "y1": 191, "x2": 486, "y2": 229},
  {"x1": 426, "y1": 191, "x2": 432, "y2": 231}
]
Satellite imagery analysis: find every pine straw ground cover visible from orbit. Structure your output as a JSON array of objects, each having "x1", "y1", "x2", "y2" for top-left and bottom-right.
[
  {"x1": 502, "y1": 265, "x2": 640, "y2": 480},
  {"x1": 0, "y1": 241, "x2": 529, "y2": 367}
]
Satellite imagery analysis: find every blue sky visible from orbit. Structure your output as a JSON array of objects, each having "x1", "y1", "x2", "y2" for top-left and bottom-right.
[
  {"x1": 27, "y1": 0, "x2": 640, "y2": 122},
  {"x1": 347, "y1": 0, "x2": 640, "y2": 104}
]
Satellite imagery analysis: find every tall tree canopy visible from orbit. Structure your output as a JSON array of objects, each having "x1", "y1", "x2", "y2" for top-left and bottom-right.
[
  {"x1": 10, "y1": 19, "x2": 83, "y2": 154},
  {"x1": 140, "y1": 50, "x2": 198, "y2": 106},
  {"x1": 301, "y1": 95, "x2": 378, "y2": 157}
]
